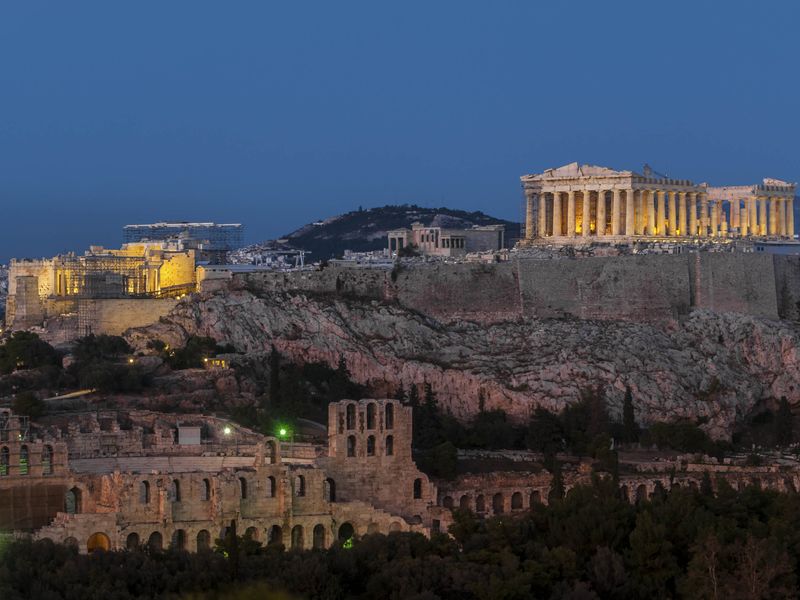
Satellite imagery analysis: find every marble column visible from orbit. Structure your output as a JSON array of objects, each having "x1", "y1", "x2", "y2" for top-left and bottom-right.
[
  {"x1": 769, "y1": 197, "x2": 778, "y2": 236},
  {"x1": 667, "y1": 191, "x2": 677, "y2": 236},
  {"x1": 789, "y1": 197, "x2": 795, "y2": 238},
  {"x1": 710, "y1": 201, "x2": 719, "y2": 237},
  {"x1": 700, "y1": 193, "x2": 709, "y2": 237},
  {"x1": 779, "y1": 197, "x2": 787, "y2": 237},
  {"x1": 582, "y1": 189, "x2": 591, "y2": 237},
  {"x1": 759, "y1": 196, "x2": 768, "y2": 236},
  {"x1": 688, "y1": 192, "x2": 697, "y2": 236},
  {"x1": 552, "y1": 192, "x2": 562, "y2": 236},
  {"x1": 678, "y1": 192, "x2": 687, "y2": 236},
  {"x1": 646, "y1": 191, "x2": 655, "y2": 236},
  {"x1": 596, "y1": 190, "x2": 606, "y2": 236},
  {"x1": 750, "y1": 197, "x2": 758, "y2": 236},
  {"x1": 729, "y1": 200, "x2": 738, "y2": 235},
  {"x1": 525, "y1": 191, "x2": 535, "y2": 239},
  {"x1": 740, "y1": 198, "x2": 749, "y2": 236},
  {"x1": 611, "y1": 189, "x2": 621, "y2": 236},
  {"x1": 657, "y1": 191, "x2": 666, "y2": 236},
  {"x1": 567, "y1": 191, "x2": 576, "y2": 236},
  {"x1": 539, "y1": 192, "x2": 548, "y2": 237},
  {"x1": 625, "y1": 189, "x2": 635, "y2": 236}
]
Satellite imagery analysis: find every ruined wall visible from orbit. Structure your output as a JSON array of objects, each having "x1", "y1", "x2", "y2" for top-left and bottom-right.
[
  {"x1": 773, "y1": 255, "x2": 800, "y2": 321},
  {"x1": 86, "y1": 299, "x2": 178, "y2": 336}
]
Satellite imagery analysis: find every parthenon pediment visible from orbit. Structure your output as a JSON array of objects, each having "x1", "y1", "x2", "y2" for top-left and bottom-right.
[{"x1": 542, "y1": 162, "x2": 629, "y2": 178}]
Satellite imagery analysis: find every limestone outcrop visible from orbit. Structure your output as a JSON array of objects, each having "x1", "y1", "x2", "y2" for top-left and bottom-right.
[{"x1": 126, "y1": 288, "x2": 800, "y2": 439}]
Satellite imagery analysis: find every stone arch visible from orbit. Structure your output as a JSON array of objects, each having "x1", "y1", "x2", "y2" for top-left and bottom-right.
[
  {"x1": 266, "y1": 440, "x2": 277, "y2": 464},
  {"x1": 126, "y1": 532, "x2": 140, "y2": 550},
  {"x1": 389, "y1": 521, "x2": 402, "y2": 533},
  {"x1": 42, "y1": 445, "x2": 53, "y2": 475},
  {"x1": 619, "y1": 485, "x2": 629, "y2": 503},
  {"x1": 492, "y1": 493, "x2": 504, "y2": 514},
  {"x1": 19, "y1": 445, "x2": 29, "y2": 475},
  {"x1": 244, "y1": 527, "x2": 258, "y2": 541},
  {"x1": 171, "y1": 479, "x2": 181, "y2": 502},
  {"x1": 324, "y1": 477, "x2": 336, "y2": 502},
  {"x1": 65, "y1": 486, "x2": 82, "y2": 514},
  {"x1": 0, "y1": 446, "x2": 8, "y2": 476},
  {"x1": 367, "y1": 522, "x2": 380, "y2": 535},
  {"x1": 171, "y1": 529, "x2": 187, "y2": 551},
  {"x1": 267, "y1": 476, "x2": 276, "y2": 498},
  {"x1": 529, "y1": 490, "x2": 542, "y2": 508},
  {"x1": 385, "y1": 435, "x2": 394, "y2": 456},
  {"x1": 338, "y1": 522, "x2": 355, "y2": 543},
  {"x1": 201, "y1": 478, "x2": 211, "y2": 501},
  {"x1": 64, "y1": 536, "x2": 78, "y2": 550},
  {"x1": 367, "y1": 435, "x2": 376, "y2": 456},
  {"x1": 385, "y1": 402, "x2": 394, "y2": 430},
  {"x1": 148, "y1": 531, "x2": 163, "y2": 551},
  {"x1": 784, "y1": 477, "x2": 797, "y2": 493},
  {"x1": 413, "y1": 478, "x2": 422, "y2": 499},
  {"x1": 291, "y1": 525, "x2": 304, "y2": 550},
  {"x1": 87, "y1": 532, "x2": 110, "y2": 553},
  {"x1": 268, "y1": 525, "x2": 283, "y2": 546},
  {"x1": 511, "y1": 492, "x2": 523, "y2": 510},
  {"x1": 196, "y1": 530, "x2": 211, "y2": 551},
  {"x1": 313, "y1": 524, "x2": 326, "y2": 549},
  {"x1": 239, "y1": 477, "x2": 248, "y2": 499},
  {"x1": 475, "y1": 494, "x2": 486, "y2": 513},
  {"x1": 140, "y1": 480, "x2": 150, "y2": 504},
  {"x1": 295, "y1": 475, "x2": 306, "y2": 497},
  {"x1": 459, "y1": 494, "x2": 471, "y2": 510},
  {"x1": 346, "y1": 404, "x2": 356, "y2": 430},
  {"x1": 635, "y1": 484, "x2": 647, "y2": 504},
  {"x1": 347, "y1": 435, "x2": 356, "y2": 457},
  {"x1": 442, "y1": 495, "x2": 454, "y2": 509},
  {"x1": 367, "y1": 403, "x2": 376, "y2": 429}
]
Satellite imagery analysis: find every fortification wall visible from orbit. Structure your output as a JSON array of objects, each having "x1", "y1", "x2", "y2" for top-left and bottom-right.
[
  {"x1": 88, "y1": 299, "x2": 178, "y2": 336},
  {"x1": 240, "y1": 252, "x2": 800, "y2": 323}
]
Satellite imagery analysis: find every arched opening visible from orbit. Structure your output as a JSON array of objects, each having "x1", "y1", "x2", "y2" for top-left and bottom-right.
[
  {"x1": 636, "y1": 484, "x2": 647, "y2": 505},
  {"x1": 244, "y1": 527, "x2": 258, "y2": 541},
  {"x1": 459, "y1": 495, "x2": 471, "y2": 510},
  {"x1": 367, "y1": 403, "x2": 376, "y2": 429},
  {"x1": 367, "y1": 523, "x2": 380, "y2": 534},
  {"x1": 475, "y1": 494, "x2": 486, "y2": 513},
  {"x1": 295, "y1": 475, "x2": 306, "y2": 497},
  {"x1": 42, "y1": 445, "x2": 53, "y2": 475},
  {"x1": 148, "y1": 532, "x2": 163, "y2": 551},
  {"x1": 785, "y1": 478, "x2": 797, "y2": 493},
  {"x1": 196, "y1": 530, "x2": 211, "y2": 552},
  {"x1": 291, "y1": 525, "x2": 304, "y2": 550},
  {"x1": 201, "y1": 478, "x2": 211, "y2": 501},
  {"x1": 19, "y1": 445, "x2": 29, "y2": 475},
  {"x1": 347, "y1": 435, "x2": 356, "y2": 457},
  {"x1": 413, "y1": 478, "x2": 422, "y2": 499},
  {"x1": 64, "y1": 537, "x2": 79, "y2": 550},
  {"x1": 126, "y1": 532, "x2": 140, "y2": 550},
  {"x1": 529, "y1": 490, "x2": 541, "y2": 507},
  {"x1": 511, "y1": 492, "x2": 523, "y2": 510},
  {"x1": 266, "y1": 440, "x2": 277, "y2": 464},
  {"x1": 65, "y1": 487, "x2": 82, "y2": 514},
  {"x1": 385, "y1": 435, "x2": 394, "y2": 456},
  {"x1": 87, "y1": 532, "x2": 110, "y2": 553},
  {"x1": 267, "y1": 476, "x2": 276, "y2": 498},
  {"x1": 442, "y1": 496, "x2": 454, "y2": 509},
  {"x1": 367, "y1": 435, "x2": 376, "y2": 456},
  {"x1": 385, "y1": 403, "x2": 394, "y2": 430},
  {"x1": 389, "y1": 522, "x2": 402, "y2": 533},
  {"x1": 171, "y1": 529, "x2": 186, "y2": 551},
  {"x1": 346, "y1": 404, "x2": 356, "y2": 430},
  {"x1": 324, "y1": 478, "x2": 336, "y2": 502},
  {"x1": 313, "y1": 524, "x2": 326, "y2": 549},
  {"x1": 0, "y1": 446, "x2": 8, "y2": 476},
  {"x1": 338, "y1": 522, "x2": 355, "y2": 545},
  {"x1": 140, "y1": 481, "x2": 150, "y2": 504},
  {"x1": 171, "y1": 479, "x2": 181, "y2": 502},
  {"x1": 239, "y1": 477, "x2": 248, "y2": 499},
  {"x1": 619, "y1": 485, "x2": 629, "y2": 503},
  {"x1": 268, "y1": 525, "x2": 283, "y2": 546},
  {"x1": 492, "y1": 493, "x2": 504, "y2": 514}
]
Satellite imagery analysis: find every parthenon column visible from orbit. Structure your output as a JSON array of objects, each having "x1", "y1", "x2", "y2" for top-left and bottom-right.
[
  {"x1": 596, "y1": 190, "x2": 606, "y2": 236},
  {"x1": 552, "y1": 192, "x2": 562, "y2": 236},
  {"x1": 678, "y1": 192, "x2": 687, "y2": 236},
  {"x1": 582, "y1": 189, "x2": 591, "y2": 237},
  {"x1": 646, "y1": 191, "x2": 655, "y2": 235},
  {"x1": 769, "y1": 197, "x2": 778, "y2": 236},
  {"x1": 789, "y1": 197, "x2": 795, "y2": 238},
  {"x1": 636, "y1": 190, "x2": 645, "y2": 235},
  {"x1": 779, "y1": 197, "x2": 787, "y2": 237},
  {"x1": 759, "y1": 196, "x2": 768, "y2": 236},
  {"x1": 567, "y1": 191, "x2": 576, "y2": 236},
  {"x1": 525, "y1": 191, "x2": 535, "y2": 240},
  {"x1": 625, "y1": 189, "x2": 635, "y2": 236},
  {"x1": 688, "y1": 192, "x2": 697, "y2": 236},
  {"x1": 611, "y1": 189, "x2": 621, "y2": 236},
  {"x1": 710, "y1": 201, "x2": 719, "y2": 237},
  {"x1": 750, "y1": 197, "x2": 758, "y2": 236},
  {"x1": 667, "y1": 191, "x2": 677, "y2": 236},
  {"x1": 656, "y1": 191, "x2": 666, "y2": 236},
  {"x1": 740, "y1": 198, "x2": 749, "y2": 235},
  {"x1": 731, "y1": 199, "x2": 739, "y2": 233},
  {"x1": 700, "y1": 193, "x2": 709, "y2": 237}
]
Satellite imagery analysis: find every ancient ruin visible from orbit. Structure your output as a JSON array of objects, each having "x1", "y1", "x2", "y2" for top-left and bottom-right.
[{"x1": 387, "y1": 222, "x2": 505, "y2": 257}]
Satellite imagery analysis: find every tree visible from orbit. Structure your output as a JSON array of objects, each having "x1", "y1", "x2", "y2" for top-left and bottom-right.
[
  {"x1": 394, "y1": 383, "x2": 406, "y2": 403},
  {"x1": 700, "y1": 471, "x2": 714, "y2": 497},
  {"x1": 0, "y1": 331, "x2": 60, "y2": 374},
  {"x1": 12, "y1": 391, "x2": 46, "y2": 419},
  {"x1": 627, "y1": 511, "x2": 679, "y2": 599},
  {"x1": 622, "y1": 386, "x2": 638, "y2": 443},
  {"x1": 408, "y1": 384, "x2": 420, "y2": 407},
  {"x1": 774, "y1": 396, "x2": 793, "y2": 447},
  {"x1": 526, "y1": 408, "x2": 564, "y2": 454},
  {"x1": 587, "y1": 387, "x2": 610, "y2": 440},
  {"x1": 548, "y1": 458, "x2": 565, "y2": 503}
]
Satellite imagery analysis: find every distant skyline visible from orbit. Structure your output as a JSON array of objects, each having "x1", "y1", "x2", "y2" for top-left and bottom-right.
[{"x1": 2, "y1": 1, "x2": 799, "y2": 262}]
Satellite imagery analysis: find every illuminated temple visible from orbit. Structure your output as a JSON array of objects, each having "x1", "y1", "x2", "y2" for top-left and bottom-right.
[{"x1": 521, "y1": 162, "x2": 797, "y2": 243}]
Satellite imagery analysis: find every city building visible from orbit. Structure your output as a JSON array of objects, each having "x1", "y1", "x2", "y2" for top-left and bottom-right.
[
  {"x1": 387, "y1": 222, "x2": 505, "y2": 257},
  {"x1": 521, "y1": 162, "x2": 797, "y2": 244}
]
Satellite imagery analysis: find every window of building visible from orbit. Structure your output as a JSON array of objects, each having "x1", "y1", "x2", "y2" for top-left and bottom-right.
[
  {"x1": 267, "y1": 476, "x2": 276, "y2": 498},
  {"x1": 171, "y1": 479, "x2": 181, "y2": 502},
  {"x1": 295, "y1": 475, "x2": 306, "y2": 497},
  {"x1": 347, "y1": 435, "x2": 356, "y2": 457},
  {"x1": 413, "y1": 478, "x2": 422, "y2": 499},
  {"x1": 366, "y1": 403, "x2": 376, "y2": 429},
  {"x1": 385, "y1": 403, "x2": 394, "y2": 430},
  {"x1": 42, "y1": 445, "x2": 53, "y2": 475},
  {"x1": 239, "y1": 477, "x2": 248, "y2": 499},
  {"x1": 385, "y1": 435, "x2": 394, "y2": 456},
  {"x1": 324, "y1": 478, "x2": 336, "y2": 502},
  {"x1": 0, "y1": 446, "x2": 9, "y2": 476},
  {"x1": 197, "y1": 529, "x2": 211, "y2": 551},
  {"x1": 201, "y1": 478, "x2": 211, "y2": 501},
  {"x1": 19, "y1": 445, "x2": 29, "y2": 475},
  {"x1": 346, "y1": 404, "x2": 356, "y2": 430},
  {"x1": 140, "y1": 481, "x2": 150, "y2": 504},
  {"x1": 291, "y1": 525, "x2": 304, "y2": 550},
  {"x1": 367, "y1": 435, "x2": 375, "y2": 456}
]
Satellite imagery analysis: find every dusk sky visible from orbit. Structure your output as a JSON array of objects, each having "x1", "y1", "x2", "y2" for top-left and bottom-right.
[{"x1": 1, "y1": 1, "x2": 798, "y2": 262}]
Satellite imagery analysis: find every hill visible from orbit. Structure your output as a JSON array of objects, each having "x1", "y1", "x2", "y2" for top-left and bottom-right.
[{"x1": 276, "y1": 205, "x2": 520, "y2": 259}]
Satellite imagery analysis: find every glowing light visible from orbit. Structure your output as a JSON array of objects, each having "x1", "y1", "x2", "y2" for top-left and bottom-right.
[
  {"x1": 223, "y1": 426, "x2": 232, "y2": 436},
  {"x1": 128, "y1": 358, "x2": 134, "y2": 364},
  {"x1": 342, "y1": 537, "x2": 354, "y2": 549},
  {"x1": 279, "y1": 428, "x2": 287, "y2": 437}
]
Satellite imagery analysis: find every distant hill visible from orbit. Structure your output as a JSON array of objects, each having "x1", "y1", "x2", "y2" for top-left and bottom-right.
[{"x1": 275, "y1": 205, "x2": 521, "y2": 259}]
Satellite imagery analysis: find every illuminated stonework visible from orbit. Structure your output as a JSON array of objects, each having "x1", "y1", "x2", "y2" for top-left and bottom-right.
[{"x1": 521, "y1": 162, "x2": 796, "y2": 244}]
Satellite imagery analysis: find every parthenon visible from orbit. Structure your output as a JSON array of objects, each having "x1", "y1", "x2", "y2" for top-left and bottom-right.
[{"x1": 521, "y1": 162, "x2": 797, "y2": 243}]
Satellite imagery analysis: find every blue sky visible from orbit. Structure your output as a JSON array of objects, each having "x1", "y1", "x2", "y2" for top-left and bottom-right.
[{"x1": 1, "y1": 1, "x2": 798, "y2": 261}]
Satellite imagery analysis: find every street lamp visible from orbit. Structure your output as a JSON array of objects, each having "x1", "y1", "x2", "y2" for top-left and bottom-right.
[{"x1": 277, "y1": 425, "x2": 294, "y2": 458}]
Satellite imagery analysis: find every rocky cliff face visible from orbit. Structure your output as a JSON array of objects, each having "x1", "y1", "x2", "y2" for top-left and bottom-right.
[{"x1": 126, "y1": 287, "x2": 800, "y2": 439}]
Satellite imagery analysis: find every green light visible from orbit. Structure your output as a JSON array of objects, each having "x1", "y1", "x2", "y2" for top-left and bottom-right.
[
  {"x1": 279, "y1": 428, "x2": 287, "y2": 437},
  {"x1": 342, "y1": 537, "x2": 354, "y2": 549}
]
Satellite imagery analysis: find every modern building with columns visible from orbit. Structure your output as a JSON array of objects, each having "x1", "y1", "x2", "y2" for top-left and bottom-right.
[{"x1": 521, "y1": 162, "x2": 796, "y2": 244}]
